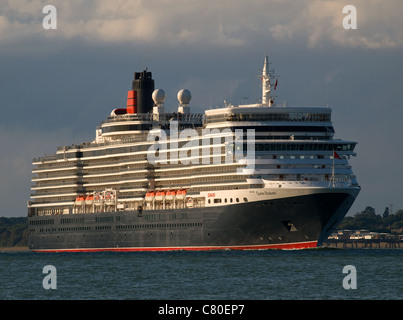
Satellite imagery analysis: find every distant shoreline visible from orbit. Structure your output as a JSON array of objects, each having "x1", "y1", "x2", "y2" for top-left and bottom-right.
[
  {"x1": 0, "y1": 246, "x2": 30, "y2": 252},
  {"x1": 0, "y1": 245, "x2": 401, "y2": 252}
]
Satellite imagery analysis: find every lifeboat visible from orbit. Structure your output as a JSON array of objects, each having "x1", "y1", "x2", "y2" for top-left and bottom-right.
[
  {"x1": 176, "y1": 189, "x2": 187, "y2": 200},
  {"x1": 85, "y1": 195, "x2": 94, "y2": 205},
  {"x1": 145, "y1": 191, "x2": 156, "y2": 201},
  {"x1": 166, "y1": 190, "x2": 176, "y2": 200},
  {"x1": 155, "y1": 191, "x2": 166, "y2": 201},
  {"x1": 75, "y1": 195, "x2": 85, "y2": 205}
]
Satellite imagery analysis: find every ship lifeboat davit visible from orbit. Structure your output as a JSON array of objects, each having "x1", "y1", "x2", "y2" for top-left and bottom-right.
[
  {"x1": 145, "y1": 191, "x2": 156, "y2": 201},
  {"x1": 176, "y1": 189, "x2": 187, "y2": 200},
  {"x1": 104, "y1": 191, "x2": 115, "y2": 201},
  {"x1": 94, "y1": 192, "x2": 103, "y2": 205},
  {"x1": 155, "y1": 191, "x2": 166, "y2": 201}
]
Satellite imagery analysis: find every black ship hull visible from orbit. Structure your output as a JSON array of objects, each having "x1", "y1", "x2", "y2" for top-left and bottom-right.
[{"x1": 28, "y1": 191, "x2": 357, "y2": 252}]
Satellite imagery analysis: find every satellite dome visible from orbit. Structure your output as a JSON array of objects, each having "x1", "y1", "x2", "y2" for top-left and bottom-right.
[
  {"x1": 152, "y1": 89, "x2": 166, "y2": 105},
  {"x1": 177, "y1": 89, "x2": 191, "y2": 105}
]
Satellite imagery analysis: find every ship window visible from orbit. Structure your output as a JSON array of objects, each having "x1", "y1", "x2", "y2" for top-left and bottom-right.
[
  {"x1": 101, "y1": 124, "x2": 152, "y2": 133},
  {"x1": 236, "y1": 198, "x2": 239, "y2": 203},
  {"x1": 230, "y1": 198, "x2": 233, "y2": 203},
  {"x1": 243, "y1": 197, "x2": 248, "y2": 202},
  {"x1": 214, "y1": 198, "x2": 222, "y2": 203},
  {"x1": 208, "y1": 199, "x2": 211, "y2": 204}
]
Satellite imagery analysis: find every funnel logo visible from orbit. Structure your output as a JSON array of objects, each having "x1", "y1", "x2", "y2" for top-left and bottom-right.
[{"x1": 147, "y1": 121, "x2": 255, "y2": 174}]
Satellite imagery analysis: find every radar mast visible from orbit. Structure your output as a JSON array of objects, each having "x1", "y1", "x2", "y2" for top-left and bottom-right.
[{"x1": 261, "y1": 55, "x2": 277, "y2": 107}]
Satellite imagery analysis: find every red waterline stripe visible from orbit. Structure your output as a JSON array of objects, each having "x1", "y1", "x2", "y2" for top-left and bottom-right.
[{"x1": 32, "y1": 241, "x2": 318, "y2": 253}]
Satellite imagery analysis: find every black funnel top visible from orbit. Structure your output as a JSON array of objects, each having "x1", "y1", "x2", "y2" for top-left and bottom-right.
[{"x1": 132, "y1": 69, "x2": 155, "y2": 114}]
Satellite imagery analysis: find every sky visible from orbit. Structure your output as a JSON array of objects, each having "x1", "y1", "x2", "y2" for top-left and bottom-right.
[{"x1": 0, "y1": 0, "x2": 402, "y2": 217}]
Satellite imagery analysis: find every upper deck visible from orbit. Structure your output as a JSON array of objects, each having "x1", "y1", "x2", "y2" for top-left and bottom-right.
[{"x1": 205, "y1": 104, "x2": 332, "y2": 125}]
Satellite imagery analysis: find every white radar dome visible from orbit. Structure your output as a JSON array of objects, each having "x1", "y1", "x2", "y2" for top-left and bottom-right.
[
  {"x1": 152, "y1": 89, "x2": 166, "y2": 105},
  {"x1": 177, "y1": 89, "x2": 191, "y2": 105}
]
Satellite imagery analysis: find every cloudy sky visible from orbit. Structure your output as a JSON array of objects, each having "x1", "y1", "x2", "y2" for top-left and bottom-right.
[{"x1": 1, "y1": 0, "x2": 402, "y2": 217}]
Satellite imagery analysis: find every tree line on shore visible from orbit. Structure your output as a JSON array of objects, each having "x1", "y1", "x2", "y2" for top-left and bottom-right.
[
  {"x1": 0, "y1": 217, "x2": 29, "y2": 247},
  {"x1": 338, "y1": 206, "x2": 403, "y2": 234},
  {"x1": 1, "y1": 206, "x2": 402, "y2": 247}
]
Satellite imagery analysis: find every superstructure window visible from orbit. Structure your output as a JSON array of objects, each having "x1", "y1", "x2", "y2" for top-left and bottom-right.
[
  {"x1": 232, "y1": 125, "x2": 334, "y2": 133},
  {"x1": 102, "y1": 124, "x2": 152, "y2": 133},
  {"x1": 82, "y1": 145, "x2": 150, "y2": 158},
  {"x1": 250, "y1": 142, "x2": 355, "y2": 152},
  {"x1": 206, "y1": 112, "x2": 331, "y2": 124}
]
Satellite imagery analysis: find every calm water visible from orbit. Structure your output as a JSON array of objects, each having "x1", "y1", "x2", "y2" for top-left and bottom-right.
[{"x1": 0, "y1": 248, "x2": 402, "y2": 300}]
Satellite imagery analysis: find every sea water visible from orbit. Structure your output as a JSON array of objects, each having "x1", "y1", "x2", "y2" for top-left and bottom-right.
[{"x1": 0, "y1": 248, "x2": 401, "y2": 300}]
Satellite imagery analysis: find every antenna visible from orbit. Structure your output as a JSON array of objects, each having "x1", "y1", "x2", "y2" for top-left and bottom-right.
[
  {"x1": 326, "y1": 84, "x2": 329, "y2": 108},
  {"x1": 262, "y1": 56, "x2": 270, "y2": 105},
  {"x1": 261, "y1": 55, "x2": 278, "y2": 107}
]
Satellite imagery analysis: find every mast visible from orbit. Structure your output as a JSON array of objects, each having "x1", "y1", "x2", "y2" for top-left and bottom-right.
[
  {"x1": 261, "y1": 55, "x2": 275, "y2": 107},
  {"x1": 331, "y1": 150, "x2": 337, "y2": 187},
  {"x1": 332, "y1": 151, "x2": 335, "y2": 187}
]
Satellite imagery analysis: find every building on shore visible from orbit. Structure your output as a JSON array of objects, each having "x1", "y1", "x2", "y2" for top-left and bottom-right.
[{"x1": 324, "y1": 230, "x2": 402, "y2": 248}]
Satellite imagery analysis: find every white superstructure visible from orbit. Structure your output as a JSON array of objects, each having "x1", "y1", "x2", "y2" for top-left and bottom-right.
[{"x1": 28, "y1": 57, "x2": 360, "y2": 218}]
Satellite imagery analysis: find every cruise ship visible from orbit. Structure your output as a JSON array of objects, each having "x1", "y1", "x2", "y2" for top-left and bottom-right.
[{"x1": 27, "y1": 57, "x2": 360, "y2": 252}]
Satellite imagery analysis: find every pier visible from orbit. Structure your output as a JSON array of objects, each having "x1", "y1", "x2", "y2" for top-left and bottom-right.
[{"x1": 323, "y1": 238, "x2": 402, "y2": 249}]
